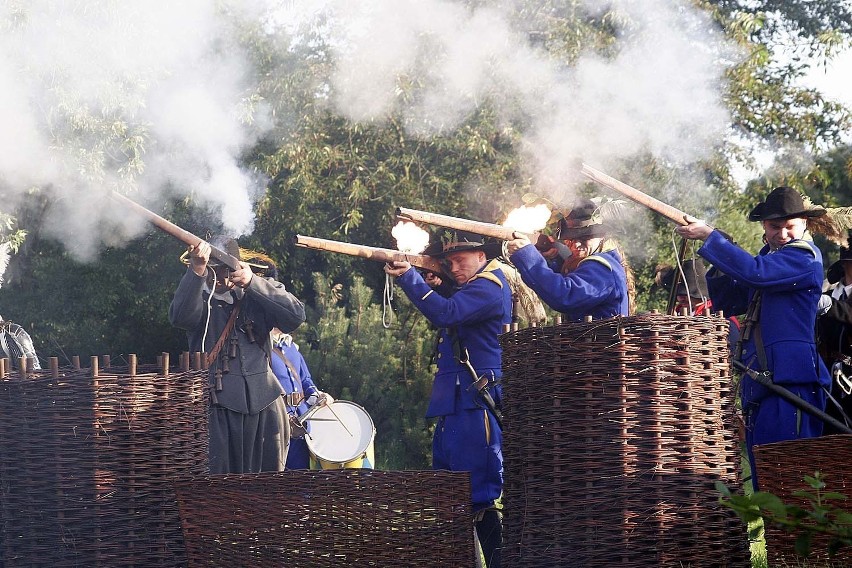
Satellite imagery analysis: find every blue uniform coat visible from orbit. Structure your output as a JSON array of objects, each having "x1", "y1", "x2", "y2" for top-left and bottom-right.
[
  {"x1": 270, "y1": 339, "x2": 319, "y2": 469},
  {"x1": 699, "y1": 230, "x2": 830, "y2": 487},
  {"x1": 397, "y1": 259, "x2": 512, "y2": 417},
  {"x1": 509, "y1": 244, "x2": 628, "y2": 320},
  {"x1": 395, "y1": 259, "x2": 511, "y2": 512}
]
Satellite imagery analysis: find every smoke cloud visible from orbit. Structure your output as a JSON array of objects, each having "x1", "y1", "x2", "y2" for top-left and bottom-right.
[
  {"x1": 280, "y1": 0, "x2": 738, "y2": 205},
  {"x1": 0, "y1": 1, "x2": 275, "y2": 259},
  {"x1": 0, "y1": 0, "x2": 738, "y2": 259}
]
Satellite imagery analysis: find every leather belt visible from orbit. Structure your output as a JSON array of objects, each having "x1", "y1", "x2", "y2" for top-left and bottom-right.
[{"x1": 283, "y1": 392, "x2": 305, "y2": 407}]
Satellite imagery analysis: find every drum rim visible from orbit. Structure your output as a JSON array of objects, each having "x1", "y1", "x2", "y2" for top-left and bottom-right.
[{"x1": 305, "y1": 400, "x2": 376, "y2": 463}]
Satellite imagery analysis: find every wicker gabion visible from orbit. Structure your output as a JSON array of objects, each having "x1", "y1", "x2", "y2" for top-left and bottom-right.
[
  {"x1": 0, "y1": 355, "x2": 208, "y2": 567},
  {"x1": 173, "y1": 469, "x2": 473, "y2": 567},
  {"x1": 500, "y1": 313, "x2": 750, "y2": 567},
  {"x1": 754, "y1": 435, "x2": 852, "y2": 566}
]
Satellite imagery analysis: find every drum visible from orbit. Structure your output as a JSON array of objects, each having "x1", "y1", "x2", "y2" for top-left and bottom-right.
[{"x1": 305, "y1": 400, "x2": 376, "y2": 469}]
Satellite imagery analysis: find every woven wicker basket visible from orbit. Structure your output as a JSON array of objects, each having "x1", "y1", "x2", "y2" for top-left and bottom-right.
[
  {"x1": 754, "y1": 435, "x2": 852, "y2": 566},
  {"x1": 173, "y1": 470, "x2": 473, "y2": 567},
  {"x1": 500, "y1": 313, "x2": 750, "y2": 567},
  {"x1": 0, "y1": 357, "x2": 208, "y2": 567}
]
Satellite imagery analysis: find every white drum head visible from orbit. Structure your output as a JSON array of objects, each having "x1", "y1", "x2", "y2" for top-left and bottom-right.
[{"x1": 305, "y1": 401, "x2": 375, "y2": 464}]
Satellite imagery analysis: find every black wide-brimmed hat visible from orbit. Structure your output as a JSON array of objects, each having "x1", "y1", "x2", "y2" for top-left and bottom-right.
[
  {"x1": 827, "y1": 232, "x2": 852, "y2": 284},
  {"x1": 655, "y1": 259, "x2": 709, "y2": 299},
  {"x1": 747, "y1": 186, "x2": 826, "y2": 222},
  {"x1": 558, "y1": 198, "x2": 609, "y2": 240},
  {"x1": 430, "y1": 231, "x2": 502, "y2": 259}
]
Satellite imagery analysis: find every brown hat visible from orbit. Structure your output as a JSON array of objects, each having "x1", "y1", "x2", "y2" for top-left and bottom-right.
[
  {"x1": 558, "y1": 198, "x2": 609, "y2": 240},
  {"x1": 207, "y1": 235, "x2": 241, "y2": 267},
  {"x1": 747, "y1": 187, "x2": 826, "y2": 222},
  {"x1": 655, "y1": 259, "x2": 709, "y2": 299}
]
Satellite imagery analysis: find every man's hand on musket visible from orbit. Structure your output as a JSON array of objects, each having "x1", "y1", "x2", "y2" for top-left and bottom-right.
[
  {"x1": 229, "y1": 263, "x2": 254, "y2": 289},
  {"x1": 189, "y1": 241, "x2": 253, "y2": 289},
  {"x1": 188, "y1": 241, "x2": 211, "y2": 277},
  {"x1": 675, "y1": 216, "x2": 714, "y2": 241},
  {"x1": 423, "y1": 271, "x2": 443, "y2": 288},
  {"x1": 506, "y1": 233, "x2": 532, "y2": 256},
  {"x1": 384, "y1": 260, "x2": 412, "y2": 277}
]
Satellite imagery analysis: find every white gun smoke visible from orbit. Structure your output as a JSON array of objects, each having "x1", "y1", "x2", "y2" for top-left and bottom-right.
[{"x1": 0, "y1": 0, "x2": 738, "y2": 260}]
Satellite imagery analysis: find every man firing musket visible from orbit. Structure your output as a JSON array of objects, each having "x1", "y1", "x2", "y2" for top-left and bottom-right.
[
  {"x1": 114, "y1": 191, "x2": 307, "y2": 474},
  {"x1": 578, "y1": 171, "x2": 852, "y2": 487},
  {"x1": 383, "y1": 229, "x2": 510, "y2": 568},
  {"x1": 398, "y1": 201, "x2": 633, "y2": 321},
  {"x1": 296, "y1": 220, "x2": 547, "y2": 326}
]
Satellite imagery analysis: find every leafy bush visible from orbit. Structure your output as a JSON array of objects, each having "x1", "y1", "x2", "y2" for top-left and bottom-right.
[{"x1": 717, "y1": 473, "x2": 852, "y2": 559}]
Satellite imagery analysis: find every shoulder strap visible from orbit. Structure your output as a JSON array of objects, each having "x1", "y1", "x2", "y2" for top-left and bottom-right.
[
  {"x1": 579, "y1": 255, "x2": 612, "y2": 270},
  {"x1": 468, "y1": 259, "x2": 505, "y2": 288},
  {"x1": 272, "y1": 346, "x2": 302, "y2": 385},
  {"x1": 205, "y1": 300, "x2": 241, "y2": 368},
  {"x1": 783, "y1": 240, "x2": 818, "y2": 256},
  {"x1": 735, "y1": 291, "x2": 767, "y2": 370}
]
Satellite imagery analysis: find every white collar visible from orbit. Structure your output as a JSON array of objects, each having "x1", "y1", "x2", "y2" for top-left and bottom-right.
[{"x1": 832, "y1": 282, "x2": 852, "y2": 300}]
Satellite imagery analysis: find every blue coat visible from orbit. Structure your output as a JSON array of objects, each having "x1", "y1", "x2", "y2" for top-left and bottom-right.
[
  {"x1": 700, "y1": 230, "x2": 830, "y2": 396},
  {"x1": 396, "y1": 259, "x2": 512, "y2": 418},
  {"x1": 270, "y1": 339, "x2": 319, "y2": 418},
  {"x1": 700, "y1": 230, "x2": 830, "y2": 488},
  {"x1": 509, "y1": 244, "x2": 629, "y2": 320}
]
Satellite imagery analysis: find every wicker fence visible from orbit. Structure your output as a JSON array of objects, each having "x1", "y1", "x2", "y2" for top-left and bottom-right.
[
  {"x1": 754, "y1": 435, "x2": 852, "y2": 566},
  {"x1": 0, "y1": 354, "x2": 208, "y2": 567},
  {"x1": 174, "y1": 470, "x2": 473, "y2": 567},
  {"x1": 500, "y1": 313, "x2": 750, "y2": 567}
]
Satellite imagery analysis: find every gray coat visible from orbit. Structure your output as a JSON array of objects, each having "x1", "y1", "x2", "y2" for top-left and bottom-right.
[{"x1": 169, "y1": 268, "x2": 306, "y2": 414}]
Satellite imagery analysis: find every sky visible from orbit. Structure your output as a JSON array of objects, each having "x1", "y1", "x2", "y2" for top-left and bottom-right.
[{"x1": 806, "y1": 48, "x2": 852, "y2": 124}]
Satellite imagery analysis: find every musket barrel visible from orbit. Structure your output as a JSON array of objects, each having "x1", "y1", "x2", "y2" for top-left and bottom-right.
[
  {"x1": 396, "y1": 207, "x2": 519, "y2": 240},
  {"x1": 110, "y1": 191, "x2": 241, "y2": 270},
  {"x1": 295, "y1": 235, "x2": 445, "y2": 274},
  {"x1": 580, "y1": 164, "x2": 690, "y2": 226}
]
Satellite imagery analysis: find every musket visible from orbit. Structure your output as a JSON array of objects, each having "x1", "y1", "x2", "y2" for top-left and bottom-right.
[
  {"x1": 396, "y1": 207, "x2": 529, "y2": 240},
  {"x1": 110, "y1": 191, "x2": 241, "y2": 270},
  {"x1": 395, "y1": 207, "x2": 573, "y2": 261},
  {"x1": 732, "y1": 360, "x2": 852, "y2": 434},
  {"x1": 580, "y1": 163, "x2": 691, "y2": 227},
  {"x1": 294, "y1": 235, "x2": 445, "y2": 274},
  {"x1": 580, "y1": 164, "x2": 694, "y2": 315}
]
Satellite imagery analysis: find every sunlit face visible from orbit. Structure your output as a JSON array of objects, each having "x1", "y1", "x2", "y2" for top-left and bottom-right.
[
  {"x1": 444, "y1": 250, "x2": 487, "y2": 285},
  {"x1": 566, "y1": 236, "x2": 603, "y2": 259},
  {"x1": 762, "y1": 217, "x2": 806, "y2": 251}
]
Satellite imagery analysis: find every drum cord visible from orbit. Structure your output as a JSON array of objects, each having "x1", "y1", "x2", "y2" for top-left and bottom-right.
[{"x1": 382, "y1": 273, "x2": 395, "y2": 328}]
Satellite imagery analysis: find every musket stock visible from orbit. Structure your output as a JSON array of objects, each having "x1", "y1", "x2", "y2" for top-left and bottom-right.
[
  {"x1": 110, "y1": 191, "x2": 241, "y2": 270},
  {"x1": 395, "y1": 207, "x2": 530, "y2": 240},
  {"x1": 294, "y1": 235, "x2": 445, "y2": 274},
  {"x1": 580, "y1": 164, "x2": 690, "y2": 226}
]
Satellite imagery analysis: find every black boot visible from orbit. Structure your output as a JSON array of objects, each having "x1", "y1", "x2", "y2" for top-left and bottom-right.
[{"x1": 475, "y1": 510, "x2": 502, "y2": 568}]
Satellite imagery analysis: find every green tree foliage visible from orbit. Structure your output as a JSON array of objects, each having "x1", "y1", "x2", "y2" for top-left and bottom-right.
[
  {"x1": 299, "y1": 273, "x2": 436, "y2": 469},
  {"x1": 3, "y1": 1, "x2": 852, "y2": 469},
  {"x1": 718, "y1": 472, "x2": 852, "y2": 560},
  {"x1": 251, "y1": 109, "x2": 525, "y2": 299},
  {"x1": 709, "y1": 0, "x2": 852, "y2": 151},
  {"x1": 0, "y1": 197, "x2": 223, "y2": 363}
]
